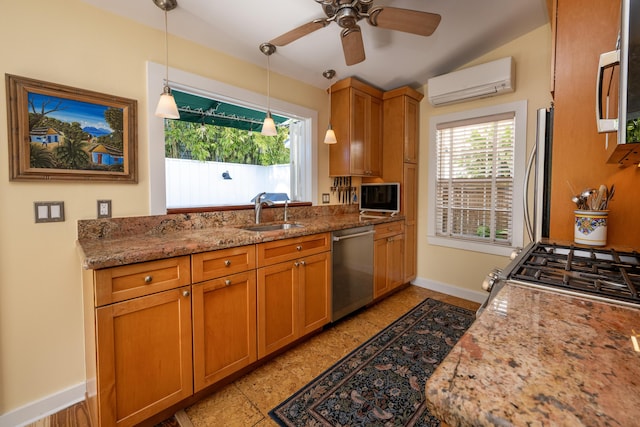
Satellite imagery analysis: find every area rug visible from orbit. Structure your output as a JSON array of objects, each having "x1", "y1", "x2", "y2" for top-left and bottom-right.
[{"x1": 269, "y1": 298, "x2": 475, "y2": 426}]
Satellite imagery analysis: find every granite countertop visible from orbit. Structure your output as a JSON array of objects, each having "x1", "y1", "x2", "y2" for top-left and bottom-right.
[
  {"x1": 77, "y1": 207, "x2": 401, "y2": 270},
  {"x1": 425, "y1": 283, "x2": 640, "y2": 426}
]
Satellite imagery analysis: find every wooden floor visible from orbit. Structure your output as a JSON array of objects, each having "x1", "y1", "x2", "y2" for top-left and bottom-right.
[{"x1": 27, "y1": 285, "x2": 479, "y2": 427}]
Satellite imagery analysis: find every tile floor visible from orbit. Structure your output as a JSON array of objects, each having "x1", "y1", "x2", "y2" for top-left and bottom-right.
[{"x1": 28, "y1": 285, "x2": 479, "y2": 427}]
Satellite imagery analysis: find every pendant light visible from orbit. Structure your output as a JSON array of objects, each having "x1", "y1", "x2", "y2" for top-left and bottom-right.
[
  {"x1": 154, "y1": 0, "x2": 180, "y2": 119},
  {"x1": 323, "y1": 69, "x2": 337, "y2": 144},
  {"x1": 259, "y1": 43, "x2": 277, "y2": 136}
]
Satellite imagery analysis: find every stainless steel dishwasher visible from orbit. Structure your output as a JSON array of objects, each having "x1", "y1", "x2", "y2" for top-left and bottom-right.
[{"x1": 331, "y1": 225, "x2": 375, "y2": 322}]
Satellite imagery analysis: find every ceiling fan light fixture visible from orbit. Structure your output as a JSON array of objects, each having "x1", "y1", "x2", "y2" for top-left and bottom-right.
[
  {"x1": 153, "y1": 0, "x2": 180, "y2": 119},
  {"x1": 260, "y1": 42, "x2": 278, "y2": 136}
]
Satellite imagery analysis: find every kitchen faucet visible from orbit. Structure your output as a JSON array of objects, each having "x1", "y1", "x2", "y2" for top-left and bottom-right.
[{"x1": 254, "y1": 192, "x2": 274, "y2": 224}]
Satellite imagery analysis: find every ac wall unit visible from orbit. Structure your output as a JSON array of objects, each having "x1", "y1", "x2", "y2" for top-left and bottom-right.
[{"x1": 427, "y1": 57, "x2": 515, "y2": 106}]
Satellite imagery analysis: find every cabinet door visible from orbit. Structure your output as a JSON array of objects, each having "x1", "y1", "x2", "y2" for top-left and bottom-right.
[
  {"x1": 367, "y1": 95, "x2": 383, "y2": 176},
  {"x1": 403, "y1": 163, "x2": 418, "y2": 282},
  {"x1": 257, "y1": 261, "x2": 298, "y2": 358},
  {"x1": 299, "y1": 252, "x2": 331, "y2": 336},
  {"x1": 192, "y1": 271, "x2": 257, "y2": 392},
  {"x1": 373, "y1": 237, "x2": 389, "y2": 298},
  {"x1": 96, "y1": 287, "x2": 193, "y2": 427},
  {"x1": 404, "y1": 97, "x2": 420, "y2": 163},
  {"x1": 388, "y1": 234, "x2": 405, "y2": 290},
  {"x1": 350, "y1": 88, "x2": 368, "y2": 175}
]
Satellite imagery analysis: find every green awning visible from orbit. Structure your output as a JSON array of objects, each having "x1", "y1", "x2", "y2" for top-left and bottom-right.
[{"x1": 171, "y1": 90, "x2": 289, "y2": 132}]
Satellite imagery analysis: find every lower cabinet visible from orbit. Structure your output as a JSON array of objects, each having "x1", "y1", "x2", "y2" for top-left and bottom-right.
[
  {"x1": 256, "y1": 233, "x2": 331, "y2": 358},
  {"x1": 94, "y1": 286, "x2": 193, "y2": 427},
  {"x1": 192, "y1": 270, "x2": 257, "y2": 392},
  {"x1": 373, "y1": 221, "x2": 405, "y2": 298}
]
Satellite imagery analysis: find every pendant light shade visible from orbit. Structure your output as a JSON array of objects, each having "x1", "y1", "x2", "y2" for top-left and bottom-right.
[
  {"x1": 260, "y1": 43, "x2": 277, "y2": 136},
  {"x1": 154, "y1": 0, "x2": 180, "y2": 119},
  {"x1": 323, "y1": 69, "x2": 337, "y2": 144},
  {"x1": 261, "y1": 112, "x2": 277, "y2": 136},
  {"x1": 324, "y1": 127, "x2": 337, "y2": 144}
]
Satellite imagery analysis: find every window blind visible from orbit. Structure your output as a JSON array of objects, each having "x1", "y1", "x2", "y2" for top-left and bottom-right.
[{"x1": 435, "y1": 112, "x2": 515, "y2": 245}]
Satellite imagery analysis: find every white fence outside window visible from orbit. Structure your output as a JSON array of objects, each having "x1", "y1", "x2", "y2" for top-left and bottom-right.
[{"x1": 166, "y1": 158, "x2": 291, "y2": 208}]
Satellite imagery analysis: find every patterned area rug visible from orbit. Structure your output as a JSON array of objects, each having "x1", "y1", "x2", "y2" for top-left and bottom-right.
[{"x1": 269, "y1": 298, "x2": 475, "y2": 426}]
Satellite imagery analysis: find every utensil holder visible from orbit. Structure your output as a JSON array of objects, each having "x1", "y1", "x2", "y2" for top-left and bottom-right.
[{"x1": 574, "y1": 210, "x2": 608, "y2": 246}]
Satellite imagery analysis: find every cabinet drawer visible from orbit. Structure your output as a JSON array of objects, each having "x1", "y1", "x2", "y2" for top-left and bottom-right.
[
  {"x1": 374, "y1": 221, "x2": 404, "y2": 240},
  {"x1": 94, "y1": 256, "x2": 191, "y2": 307},
  {"x1": 257, "y1": 233, "x2": 331, "y2": 267},
  {"x1": 192, "y1": 246, "x2": 256, "y2": 283}
]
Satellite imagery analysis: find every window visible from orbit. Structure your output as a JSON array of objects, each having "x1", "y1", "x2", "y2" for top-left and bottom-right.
[
  {"x1": 427, "y1": 101, "x2": 526, "y2": 256},
  {"x1": 147, "y1": 62, "x2": 318, "y2": 214}
]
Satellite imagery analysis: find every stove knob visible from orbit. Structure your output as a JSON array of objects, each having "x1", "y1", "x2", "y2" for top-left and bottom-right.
[
  {"x1": 482, "y1": 268, "x2": 502, "y2": 292},
  {"x1": 510, "y1": 247, "x2": 522, "y2": 260}
]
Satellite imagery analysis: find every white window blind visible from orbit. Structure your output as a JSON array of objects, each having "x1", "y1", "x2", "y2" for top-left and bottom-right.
[{"x1": 435, "y1": 112, "x2": 515, "y2": 246}]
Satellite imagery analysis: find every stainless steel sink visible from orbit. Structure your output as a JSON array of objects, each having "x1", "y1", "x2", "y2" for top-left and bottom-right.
[{"x1": 241, "y1": 223, "x2": 304, "y2": 232}]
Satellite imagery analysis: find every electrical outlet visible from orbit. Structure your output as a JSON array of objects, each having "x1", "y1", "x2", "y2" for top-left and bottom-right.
[
  {"x1": 97, "y1": 200, "x2": 112, "y2": 218},
  {"x1": 322, "y1": 193, "x2": 330, "y2": 204},
  {"x1": 34, "y1": 201, "x2": 65, "y2": 223}
]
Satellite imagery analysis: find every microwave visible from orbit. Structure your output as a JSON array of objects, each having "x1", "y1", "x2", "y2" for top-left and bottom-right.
[{"x1": 359, "y1": 183, "x2": 400, "y2": 215}]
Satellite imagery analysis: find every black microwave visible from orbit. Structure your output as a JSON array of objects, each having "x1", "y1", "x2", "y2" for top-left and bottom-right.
[{"x1": 359, "y1": 183, "x2": 400, "y2": 215}]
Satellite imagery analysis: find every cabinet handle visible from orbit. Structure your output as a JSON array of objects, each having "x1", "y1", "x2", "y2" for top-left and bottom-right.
[
  {"x1": 225, "y1": 279, "x2": 231, "y2": 286},
  {"x1": 300, "y1": 260, "x2": 306, "y2": 266},
  {"x1": 296, "y1": 245, "x2": 302, "y2": 251},
  {"x1": 224, "y1": 260, "x2": 231, "y2": 267},
  {"x1": 144, "y1": 275, "x2": 153, "y2": 284},
  {"x1": 294, "y1": 261, "x2": 300, "y2": 267},
  {"x1": 182, "y1": 290, "x2": 190, "y2": 297}
]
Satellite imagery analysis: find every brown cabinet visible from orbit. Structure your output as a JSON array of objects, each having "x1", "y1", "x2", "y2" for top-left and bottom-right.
[
  {"x1": 550, "y1": 0, "x2": 640, "y2": 247},
  {"x1": 191, "y1": 246, "x2": 257, "y2": 392},
  {"x1": 373, "y1": 221, "x2": 405, "y2": 298},
  {"x1": 256, "y1": 233, "x2": 331, "y2": 358},
  {"x1": 366, "y1": 87, "x2": 423, "y2": 282},
  {"x1": 329, "y1": 77, "x2": 383, "y2": 177},
  {"x1": 85, "y1": 257, "x2": 193, "y2": 427}
]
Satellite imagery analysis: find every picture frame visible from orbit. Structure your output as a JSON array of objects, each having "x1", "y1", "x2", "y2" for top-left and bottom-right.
[{"x1": 6, "y1": 74, "x2": 138, "y2": 182}]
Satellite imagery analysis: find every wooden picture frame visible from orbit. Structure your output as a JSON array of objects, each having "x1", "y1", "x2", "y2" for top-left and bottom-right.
[{"x1": 6, "y1": 74, "x2": 137, "y2": 182}]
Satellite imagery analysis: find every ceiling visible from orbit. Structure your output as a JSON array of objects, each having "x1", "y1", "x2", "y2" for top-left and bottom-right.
[{"x1": 80, "y1": 0, "x2": 549, "y2": 91}]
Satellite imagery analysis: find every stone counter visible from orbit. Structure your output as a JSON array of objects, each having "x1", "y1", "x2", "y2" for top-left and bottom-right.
[
  {"x1": 425, "y1": 283, "x2": 640, "y2": 426},
  {"x1": 77, "y1": 205, "x2": 401, "y2": 270}
]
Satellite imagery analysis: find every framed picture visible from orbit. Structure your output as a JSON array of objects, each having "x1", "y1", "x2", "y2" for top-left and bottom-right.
[{"x1": 6, "y1": 74, "x2": 137, "y2": 182}]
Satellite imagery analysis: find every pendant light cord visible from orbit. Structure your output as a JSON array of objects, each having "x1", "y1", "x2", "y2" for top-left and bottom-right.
[
  {"x1": 266, "y1": 54, "x2": 271, "y2": 112},
  {"x1": 164, "y1": 10, "x2": 169, "y2": 87}
]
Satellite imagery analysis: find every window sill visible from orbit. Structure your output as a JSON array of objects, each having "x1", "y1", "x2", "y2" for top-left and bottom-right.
[{"x1": 427, "y1": 235, "x2": 515, "y2": 257}]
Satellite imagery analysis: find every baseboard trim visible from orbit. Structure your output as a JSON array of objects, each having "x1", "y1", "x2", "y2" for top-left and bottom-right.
[
  {"x1": 412, "y1": 276, "x2": 487, "y2": 304},
  {"x1": 0, "y1": 382, "x2": 86, "y2": 427}
]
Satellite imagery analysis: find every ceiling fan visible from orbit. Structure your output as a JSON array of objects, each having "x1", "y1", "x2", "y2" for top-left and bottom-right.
[{"x1": 269, "y1": 0, "x2": 441, "y2": 66}]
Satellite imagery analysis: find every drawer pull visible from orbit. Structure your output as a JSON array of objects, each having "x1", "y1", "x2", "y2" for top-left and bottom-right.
[
  {"x1": 225, "y1": 279, "x2": 231, "y2": 286},
  {"x1": 224, "y1": 260, "x2": 231, "y2": 267},
  {"x1": 296, "y1": 245, "x2": 302, "y2": 251},
  {"x1": 182, "y1": 290, "x2": 190, "y2": 297},
  {"x1": 144, "y1": 275, "x2": 153, "y2": 284}
]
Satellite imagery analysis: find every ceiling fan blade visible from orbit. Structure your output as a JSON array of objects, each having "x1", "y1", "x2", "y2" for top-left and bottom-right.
[
  {"x1": 369, "y1": 7, "x2": 441, "y2": 36},
  {"x1": 341, "y1": 26, "x2": 365, "y2": 66},
  {"x1": 270, "y1": 19, "x2": 329, "y2": 46}
]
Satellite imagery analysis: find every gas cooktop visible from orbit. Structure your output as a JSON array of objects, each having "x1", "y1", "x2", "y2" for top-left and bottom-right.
[{"x1": 505, "y1": 242, "x2": 640, "y2": 308}]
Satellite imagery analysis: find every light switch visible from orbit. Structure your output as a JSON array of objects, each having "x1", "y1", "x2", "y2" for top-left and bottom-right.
[
  {"x1": 97, "y1": 200, "x2": 112, "y2": 218},
  {"x1": 34, "y1": 202, "x2": 65, "y2": 223}
]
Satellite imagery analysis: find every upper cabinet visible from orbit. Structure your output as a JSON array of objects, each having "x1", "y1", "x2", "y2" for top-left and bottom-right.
[{"x1": 329, "y1": 77, "x2": 383, "y2": 177}]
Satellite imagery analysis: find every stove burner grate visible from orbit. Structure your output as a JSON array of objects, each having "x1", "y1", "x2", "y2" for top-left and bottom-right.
[{"x1": 509, "y1": 243, "x2": 640, "y2": 306}]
